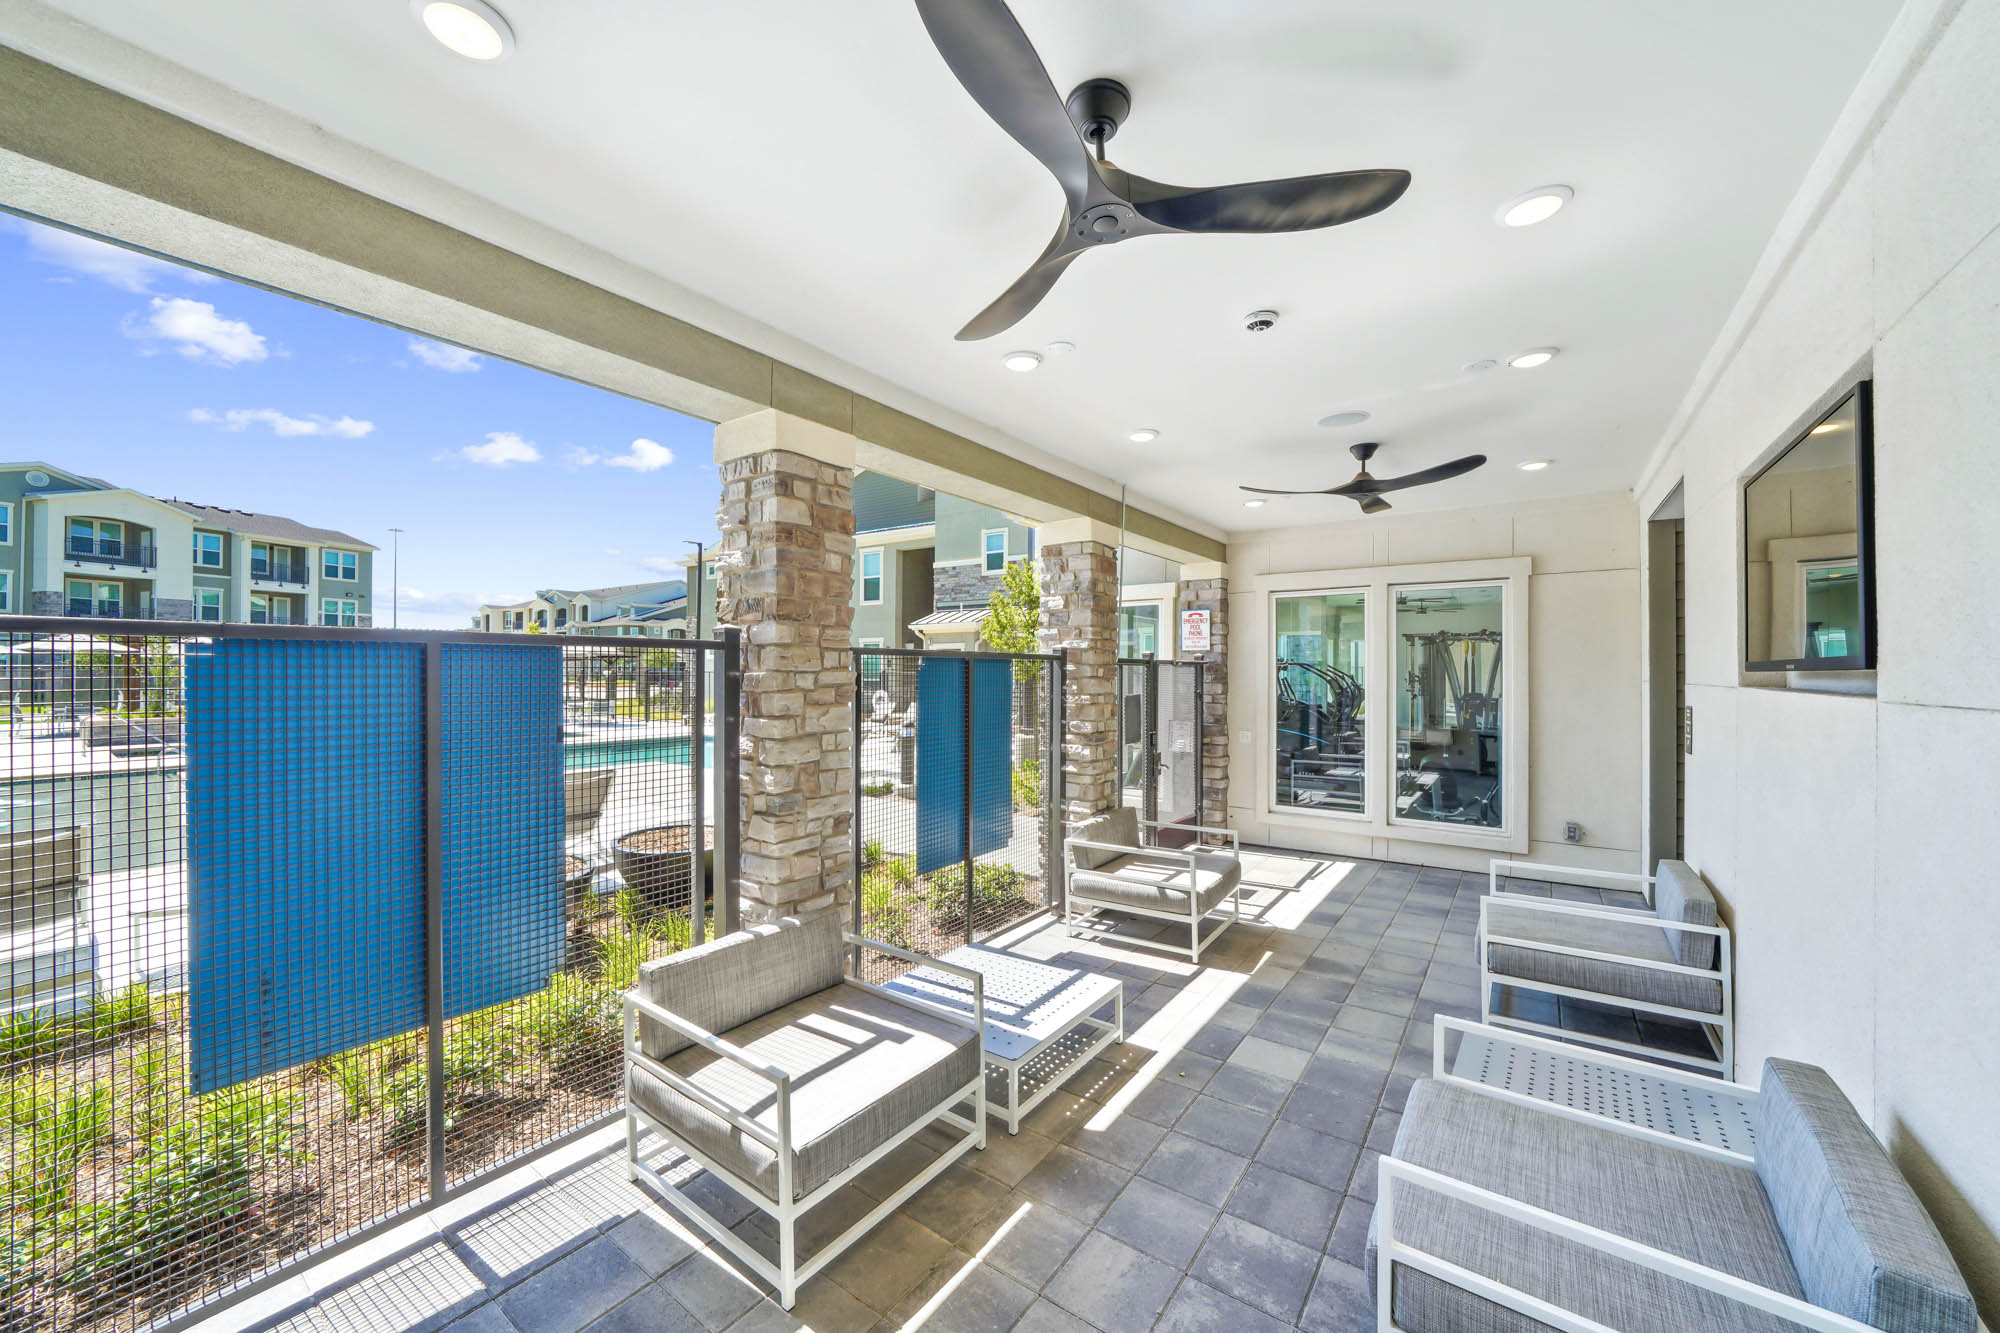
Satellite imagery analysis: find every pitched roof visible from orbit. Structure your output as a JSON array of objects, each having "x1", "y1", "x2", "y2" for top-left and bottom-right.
[{"x1": 165, "y1": 499, "x2": 375, "y2": 549}]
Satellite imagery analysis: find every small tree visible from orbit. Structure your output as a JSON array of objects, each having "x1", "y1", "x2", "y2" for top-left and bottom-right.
[{"x1": 982, "y1": 559, "x2": 1045, "y2": 808}]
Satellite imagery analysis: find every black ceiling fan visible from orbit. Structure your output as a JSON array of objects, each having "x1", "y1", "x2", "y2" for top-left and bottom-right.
[
  {"x1": 1242, "y1": 443, "x2": 1486, "y2": 515},
  {"x1": 914, "y1": 0, "x2": 1411, "y2": 341}
]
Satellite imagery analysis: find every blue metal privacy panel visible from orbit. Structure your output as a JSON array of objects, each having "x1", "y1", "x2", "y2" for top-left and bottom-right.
[
  {"x1": 186, "y1": 639, "x2": 425, "y2": 1094},
  {"x1": 440, "y1": 643, "x2": 564, "y2": 1016},
  {"x1": 915, "y1": 657, "x2": 1012, "y2": 875},
  {"x1": 186, "y1": 638, "x2": 566, "y2": 1092}
]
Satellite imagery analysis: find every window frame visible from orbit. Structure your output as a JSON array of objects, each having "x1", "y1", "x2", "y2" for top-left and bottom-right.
[
  {"x1": 193, "y1": 531, "x2": 224, "y2": 568},
  {"x1": 321, "y1": 597, "x2": 359, "y2": 628},
  {"x1": 195, "y1": 588, "x2": 224, "y2": 623},
  {"x1": 0, "y1": 569, "x2": 10, "y2": 611},
  {"x1": 1252, "y1": 556, "x2": 1531, "y2": 854},
  {"x1": 1271, "y1": 587, "x2": 1371, "y2": 822},
  {"x1": 322, "y1": 549, "x2": 358, "y2": 582},
  {"x1": 982, "y1": 529, "x2": 1008, "y2": 574},
  {"x1": 859, "y1": 548, "x2": 884, "y2": 605},
  {"x1": 0, "y1": 501, "x2": 12, "y2": 546}
]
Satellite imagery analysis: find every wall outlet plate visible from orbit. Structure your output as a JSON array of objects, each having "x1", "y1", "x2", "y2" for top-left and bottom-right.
[
  {"x1": 1563, "y1": 821, "x2": 1583, "y2": 844},
  {"x1": 1236, "y1": 730, "x2": 1251, "y2": 744}
]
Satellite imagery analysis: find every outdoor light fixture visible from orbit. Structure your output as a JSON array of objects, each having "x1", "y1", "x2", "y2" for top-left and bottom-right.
[
  {"x1": 1508, "y1": 347, "x2": 1558, "y2": 369},
  {"x1": 1316, "y1": 410, "x2": 1371, "y2": 429},
  {"x1": 1243, "y1": 498, "x2": 1267, "y2": 508},
  {"x1": 1128, "y1": 428, "x2": 1159, "y2": 444},
  {"x1": 1498, "y1": 185, "x2": 1573, "y2": 227},
  {"x1": 1002, "y1": 350, "x2": 1042, "y2": 372},
  {"x1": 411, "y1": 0, "x2": 514, "y2": 60},
  {"x1": 1517, "y1": 459, "x2": 1552, "y2": 472}
]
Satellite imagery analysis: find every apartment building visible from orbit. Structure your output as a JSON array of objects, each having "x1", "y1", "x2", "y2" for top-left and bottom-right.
[
  {"x1": 475, "y1": 580, "x2": 690, "y2": 637},
  {"x1": 0, "y1": 460, "x2": 375, "y2": 625}
]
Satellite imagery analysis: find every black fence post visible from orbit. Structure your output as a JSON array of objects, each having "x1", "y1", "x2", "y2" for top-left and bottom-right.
[
  {"x1": 960, "y1": 654, "x2": 975, "y2": 947},
  {"x1": 1049, "y1": 651, "x2": 1066, "y2": 913},
  {"x1": 718, "y1": 627, "x2": 743, "y2": 935},
  {"x1": 851, "y1": 647, "x2": 864, "y2": 973},
  {"x1": 690, "y1": 640, "x2": 707, "y2": 947},
  {"x1": 422, "y1": 639, "x2": 447, "y2": 1202},
  {"x1": 1141, "y1": 654, "x2": 1159, "y2": 832}
]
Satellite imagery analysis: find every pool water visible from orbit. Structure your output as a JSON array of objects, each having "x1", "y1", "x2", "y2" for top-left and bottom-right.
[{"x1": 563, "y1": 735, "x2": 714, "y2": 769}]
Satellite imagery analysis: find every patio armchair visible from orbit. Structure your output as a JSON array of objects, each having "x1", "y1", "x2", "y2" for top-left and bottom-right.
[
  {"x1": 1063, "y1": 807, "x2": 1243, "y2": 963},
  {"x1": 1372, "y1": 1021, "x2": 1978, "y2": 1333},
  {"x1": 1481, "y1": 857, "x2": 1733, "y2": 1075},
  {"x1": 622, "y1": 913, "x2": 985, "y2": 1308},
  {"x1": 564, "y1": 765, "x2": 615, "y2": 870}
]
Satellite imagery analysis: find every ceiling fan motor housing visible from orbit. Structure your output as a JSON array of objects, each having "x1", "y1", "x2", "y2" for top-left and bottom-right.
[{"x1": 1066, "y1": 78, "x2": 1131, "y2": 145}]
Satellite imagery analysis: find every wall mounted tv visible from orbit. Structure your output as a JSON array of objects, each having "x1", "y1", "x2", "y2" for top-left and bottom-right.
[{"x1": 1742, "y1": 381, "x2": 1875, "y2": 672}]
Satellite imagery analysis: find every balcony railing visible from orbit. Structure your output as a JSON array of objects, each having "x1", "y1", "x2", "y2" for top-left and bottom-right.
[
  {"x1": 251, "y1": 563, "x2": 309, "y2": 586},
  {"x1": 64, "y1": 599, "x2": 146, "y2": 618},
  {"x1": 66, "y1": 537, "x2": 157, "y2": 568}
]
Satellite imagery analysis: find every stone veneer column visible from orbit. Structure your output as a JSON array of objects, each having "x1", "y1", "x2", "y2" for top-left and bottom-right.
[
  {"x1": 713, "y1": 410, "x2": 857, "y2": 922},
  {"x1": 1035, "y1": 520, "x2": 1121, "y2": 822},
  {"x1": 1176, "y1": 565, "x2": 1230, "y2": 830}
]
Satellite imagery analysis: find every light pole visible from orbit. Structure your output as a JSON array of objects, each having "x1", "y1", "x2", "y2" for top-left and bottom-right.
[
  {"x1": 388, "y1": 527, "x2": 404, "y2": 628},
  {"x1": 685, "y1": 539, "x2": 706, "y2": 638}
]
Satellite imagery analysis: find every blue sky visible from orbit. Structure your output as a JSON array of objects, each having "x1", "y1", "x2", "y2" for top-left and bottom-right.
[{"x1": 0, "y1": 215, "x2": 718, "y2": 628}]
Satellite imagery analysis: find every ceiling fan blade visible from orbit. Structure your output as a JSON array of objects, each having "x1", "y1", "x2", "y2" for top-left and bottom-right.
[
  {"x1": 1239, "y1": 484, "x2": 1340, "y2": 496},
  {"x1": 915, "y1": 0, "x2": 1092, "y2": 208},
  {"x1": 1128, "y1": 168, "x2": 1411, "y2": 234},
  {"x1": 1357, "y1": 495, "x2": 1393, "y2": 515},
  {"x1": 1351, "y1": 454, "x2": 1487, "y2": 495},
  {"x1": 955, "y1": 219, "x2": 1086, "y2": 341}
]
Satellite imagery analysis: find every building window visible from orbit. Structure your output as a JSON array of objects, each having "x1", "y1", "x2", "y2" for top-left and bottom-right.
[
  {"x1": 66, "y1": 578, "x2": 121, "y2": 617},
  {"x1": 1274, "y1": 591, "x2": 1367, "y2": 815},
  {"x1": 71, "y1": 518, "x2": 127, "y2": 560},
  {"x1": 1119, "y1": 604, "x2": 1162, "y2": 658},
  {"x1": 196, "y1": 589, "x2": 224, "y2": 623},
  {"x1": 860, "y1": 548, "x2": 884, "y2": 604},
  {"x1": 193, "y1": 531, "x2": 223, "y2": 568},
  {"x1": 1394, "y1": 583, "x2": 1504, "y2": 830},
  {"x1": 250, "y1": 594, "x2": 269, "y2": 625},
  {"x1": 322, "y1": 598, "x2": 359, "y2": 628},
  {"x1": 323, "y1": 549, "x2": 357, "y2": 581},
  {"x1": 0, "y1": 501, "x2": 11, "y2": 545},
  {"x1": 983, "y1": 529, "x2": 1007, "y2": 573},
  {"x1": 0, "y1": 570, "x2": 10, "y2": 611}
]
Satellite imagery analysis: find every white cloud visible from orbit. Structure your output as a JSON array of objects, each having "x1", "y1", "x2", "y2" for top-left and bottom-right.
[
  {"x1": 10, "y1": 218, "x2": 215, "y2": 293},
  {"x1": 127, "y1": 297, "x2": 267, "y2": 365},
  {"x1": 407, "y1": 338, "x2": 482, "y2": 372},
  {"x1": 458, "y1": 432, "x2": 541, "y2": 467},
  {"x1": 640, "y1": 556, "x2": 686, "y2": 575},
  {"x1": 605, "y1": 438, "x2": 674, "y2": 472},
  {"x1": 188, "y1": 407, "x2": 374, "y2": 438},
  {"x1": 560, "y1": 445, "x2": 602, "y2": 469}
]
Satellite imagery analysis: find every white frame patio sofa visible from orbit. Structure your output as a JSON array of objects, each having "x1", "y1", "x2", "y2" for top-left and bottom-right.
[
  {"x1": 1482, "y1": 857, "x2": 1733, "y2": 1076},
  {"x1": 1372, "y1": 1018, "x2": 1980, "y2": 1333},
  {"x1": 1062, "y1": 806, "x2": 1244, "y2": 963},
  {"x1": 622, "y1": 914, "x2": 986, "y2": 1308}
]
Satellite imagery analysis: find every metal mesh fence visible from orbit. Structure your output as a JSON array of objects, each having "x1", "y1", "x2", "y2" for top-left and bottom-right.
[
  {"x1": 0, "y1": 620, "x2": 735, "y2": 1332},
  {"x1": 852, "y1": 649, "x2": 1059, "y2": 983}
]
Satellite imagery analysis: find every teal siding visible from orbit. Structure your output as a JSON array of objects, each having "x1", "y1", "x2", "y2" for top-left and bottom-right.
[{"x1": 854, "y1": 473, "x2": 935, "y2": 533}]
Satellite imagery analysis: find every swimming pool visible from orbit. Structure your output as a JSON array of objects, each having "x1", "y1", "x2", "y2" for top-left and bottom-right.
[{"x1": 563, "y1": 735, "x2": 713, "y2": 769}]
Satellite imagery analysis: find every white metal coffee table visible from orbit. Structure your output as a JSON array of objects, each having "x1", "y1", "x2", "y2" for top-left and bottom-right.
[{"x1": 884, "y1": 943, "x2": 1124, "y2": 1134}]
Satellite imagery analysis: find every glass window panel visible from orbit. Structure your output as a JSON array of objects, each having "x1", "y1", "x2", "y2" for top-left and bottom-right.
[
  {"x1": 1395, "y1": 583, "x2": 1503, "y2": 829},
  {"x1": 860, "y1": 549, "x2": 883, "y2": 603},
  {"x1": 1274, "y1": 592, "x2": 1367, "y2": 813},
  {"x1": 1744, "y1": 390, "x2": 1865, "y2": 667},
  {"x1": 1118, "y1": 604, "x2": 1161, "y2": 658}
]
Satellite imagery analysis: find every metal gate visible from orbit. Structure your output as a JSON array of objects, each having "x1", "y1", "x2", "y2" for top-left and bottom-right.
[
  {"x1": 852, "y1": 648, "x2": 1062, "y2": 978},
  {"x1": 1118, "y1": 656, "x2": 1205, "y2": 842},
  {"x1": 0, "y1": 615, "x2": 742, "y2": 1333}
]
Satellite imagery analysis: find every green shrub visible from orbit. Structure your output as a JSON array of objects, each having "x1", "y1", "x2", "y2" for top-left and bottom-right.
[
  {"x1": 0, "y1": 1012, "x2": 57, "y2": 1067},
  {"x1": 921, "y1": 862, "x2": 1030, "y2": 928},
  {"x1": 1011, "y1": 758, "x2": 1043, "y2": 809},
  {"x1": 514, "y1": 973, "x2": 622, "y2": 1082},
  {"x1": 861, "y1": 780, "x2": 894, "y2": 797},
  {"x1": 382, "y1": 1024, "x2": 521, "y2": 1141},
  {"x1": 861, "y1": 838, "x2": 885, "y2": 867},
  {"x1": 3, "y1": 1077, "x2": 113, "y2": 1218}
]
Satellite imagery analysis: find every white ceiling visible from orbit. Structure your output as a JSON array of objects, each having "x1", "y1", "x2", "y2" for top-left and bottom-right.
[{"x1": 15, "y1": 0, "x2": 1901, "y2": 533}]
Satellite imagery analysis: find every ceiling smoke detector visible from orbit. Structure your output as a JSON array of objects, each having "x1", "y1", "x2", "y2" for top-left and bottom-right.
[{"x1": 1243, "y1": 309, "x2": 1280, "y2": 334}]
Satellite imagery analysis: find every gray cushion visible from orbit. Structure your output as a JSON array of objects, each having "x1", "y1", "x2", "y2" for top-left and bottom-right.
[
  {"x1": 1485, "y1": 900, "x2": 1723, "y2": 1015},
  {"x1": 1067, "y1": 807, "x2": 1139, "y2": 871},
  {"x1": 1654, "y1": 860, "x2": 1720, "y2": 970},
  {"x1": 628, "y1": 982, "x2": 980, "y2": 1202},
  {"x1": 1754, "y1": 1060, "x2": 1976, "y2": 1333},
  {"x1": 1368, "y1": 1078, "x2": 1807, "y2": 1333},
  {"x1": 1070, "y1": 850, "x2": 1241, "y2": 918},
  {"x1": 635, "y1": 915, "x2": 845, "y2": 1060}
]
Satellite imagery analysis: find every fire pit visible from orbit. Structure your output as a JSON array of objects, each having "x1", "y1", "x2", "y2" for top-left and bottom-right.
[{"x1": 613, "y1": 823, "x2": 714, "y2": 912}]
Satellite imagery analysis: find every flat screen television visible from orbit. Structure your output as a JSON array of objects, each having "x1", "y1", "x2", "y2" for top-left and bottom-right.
[{"x1": 1742, "y1": 381, "x2": 1874, "y2": 671}]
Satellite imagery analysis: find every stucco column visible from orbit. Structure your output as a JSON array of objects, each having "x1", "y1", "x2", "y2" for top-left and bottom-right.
[
  {"x1": 1177, "y1": 564, "x2": 1230, "y2": 830},
  {"x1": 229, "y1": 534, "x2": 252, "y2": 622},
  {"x1": 713, "y1": 410, "x2": 857, "y2": 922},
  {"x1": 1036, "y1": 520, "x2": 1121, "y2": 822}
]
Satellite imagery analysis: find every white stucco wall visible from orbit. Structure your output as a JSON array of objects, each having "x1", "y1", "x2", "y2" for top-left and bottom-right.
[
  {"x1": 1226, "y1": 491, "x2": 1642, "y2": 875},
  {"x1": 1636, "y1": 0, "x2": 2000, "y2": 1314}
]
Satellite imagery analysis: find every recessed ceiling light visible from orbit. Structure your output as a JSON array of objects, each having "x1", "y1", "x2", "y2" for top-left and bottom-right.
[
  {"x1": 1002, "y1": 350, "x2": 1042, "y2": 373},
  {"x1": 1044, "y1": 340, "x2": 1075, "y2": 356},
  {"x1": 411, "y1": 0, "x2": 514, "y2": 60},
  {"x1": 1463, "y1": 359, "x2": 1497, "y2": 373},
  {"x1": 1316, "y1": 410, "x2": 1371, "y2": 430},
  {"x1": 1517, "y1": 459, "x2": 1552, "y2": 472},
  {"x1": 1498, "y1": 185, "x2": 1573, "y2": 228},
  {"x1": 1128, "y1": 428, "x2": 1160, "y2": 444},
  {"x1": 1508, "y1": 347, "x2": 1558, "y2": 369},
  {"x1": 1243, "y1": 498, "x2": 1267, "y2": 508}
]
